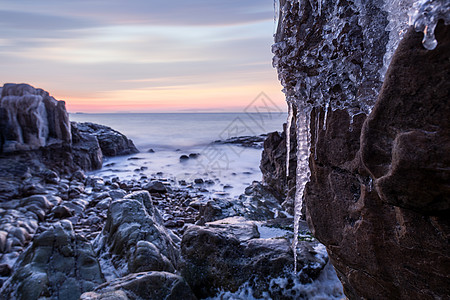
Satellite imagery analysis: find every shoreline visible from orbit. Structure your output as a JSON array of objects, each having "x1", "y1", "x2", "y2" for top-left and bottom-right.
[{"x1": 0, "y1": 83, "x2": 342, "y2": 299}]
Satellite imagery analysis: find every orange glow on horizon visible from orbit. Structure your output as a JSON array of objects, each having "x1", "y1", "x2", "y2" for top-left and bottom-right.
[{"x1": 63, "y1": 80, "x2": 286, "y2": 113}]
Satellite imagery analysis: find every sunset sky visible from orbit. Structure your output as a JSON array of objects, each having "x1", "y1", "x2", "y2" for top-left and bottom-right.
[{"x1": 0, "y1": 0, "x2": 286, "y2": 113}]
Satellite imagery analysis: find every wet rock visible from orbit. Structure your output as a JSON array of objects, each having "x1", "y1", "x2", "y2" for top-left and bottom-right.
[
  {"x1": 196, "y1": 201, "x2": 223, "y2": 222},
  {"x1": 96, "y1": 198, "x2": 112, "y2": 211},
  {"x1": 206, "y1": 217, "x2": 260, "y2": 242},
  {"x1": 0, "y1": 194, "x2": 52, "y2": 256},
  {"x1": 143, "y1": 181, "x2": 167, "y2": 194},
  {"x1": 214, "y1": 135, "x2": 266, "y2": 148},
  {"x1": 128, "y1": 241, "x2": 175, "y2": 273},
  {"x1": 52, "y1": 205, "x2": 75, "y2": 219},
  {"x1": 108, "y1": 190, "x2": 126, "y2": 200},
  {"x1": 194, "y1": 178, "x2": 204, "y2": 184},
  {"x1": 236, "y1": 181, "x2": 285, "y2": 220},
  {"x1": 1, "y1": 221, "x2": 104, "y2": 300},
  {"x1": 260, "y1": 122, "x2": 297, "y2": 215},
  {"x1": 74, "y1": 122, "x2": 138, "y2": 157},
  {"x1": 181, "y1": 224, "x2": 326, "y2": 299},
  {"x1": 41, "y1": 170, "x2": 60, "y2": 184},
  {"x1": 94, "y1": 191, "x2": 178, "y2": 276},
  {"x1": 179, "y1": 155, "x2": 189, "y2": 161},
  {"x1": 0, "y1": 264, "x2": 11, "y2": 276},
  {"x1": 80, "y1": 271, "x2": 196, "y2": 300},
  {"x1": 71, "y1": 170, "x2": 87, "y2": 182}
]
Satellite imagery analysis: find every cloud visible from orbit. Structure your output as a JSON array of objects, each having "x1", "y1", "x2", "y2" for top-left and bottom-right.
[
  {"x1": 1, "y1": 0, "x2": 273, "y2": 27},
  {"x1": 0, "y1": 0, "x2": 284, "y2": 112}
]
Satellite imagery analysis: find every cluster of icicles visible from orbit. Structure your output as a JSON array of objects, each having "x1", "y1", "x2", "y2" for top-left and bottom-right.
[{"x1": 275, "y1": 0, "x2": 450, "y2": 273}]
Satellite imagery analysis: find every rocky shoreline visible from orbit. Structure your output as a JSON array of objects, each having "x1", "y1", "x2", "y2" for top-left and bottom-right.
[{"x1": 0, "y1": 84, "x2": 342, "y2": 299}]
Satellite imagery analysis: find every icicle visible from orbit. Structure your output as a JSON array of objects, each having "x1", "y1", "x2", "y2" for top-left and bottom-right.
[
  {"x1": 286, "y1": 101, "x2": 294, "y2": 178},
  {"x1": 409, "y1": 0, "x2": 450, "y2": 50},
  {"x1": 274, "y1": 0, "x2": 280, "y2": 36},
  {"x1": 293, "y1": 109, "x2": 312, "y2": 273},
  {"x1": 314, "y1": 110, "x2": 320, "y2": 160},
  {"x1": 322, "y1": 102, "x2": 329, "y2": 130}
]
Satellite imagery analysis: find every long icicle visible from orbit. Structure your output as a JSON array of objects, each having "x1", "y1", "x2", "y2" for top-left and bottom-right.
[
  {"x1": 286, "y1": 101, "x2": 294, "y2": 178},
  {"x1": 293, "y1": 108, "x2": 312, "y2": 273}
]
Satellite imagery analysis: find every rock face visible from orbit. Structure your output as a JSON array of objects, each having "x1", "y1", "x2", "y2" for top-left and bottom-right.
[
  {"x1": 0, "y1": 83, "x2": 71, "y2": 153},
  {"x1": 304, "y1": 24, "x2": 450, "y2": 299},
  {"x1": 260, "y1": 119, "x2": 297, "y2": 214},
  {"x1": 80, "y1": 271, "x2": 197, "y2": 300},
  {"x1": 0, "y1": 221, "x2": 104, "y2": 300},
  {"x1": 94, "y1": 191, "x2": 178, "y2": 276}
]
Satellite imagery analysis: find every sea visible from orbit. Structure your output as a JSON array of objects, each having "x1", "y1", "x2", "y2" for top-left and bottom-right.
[{"x1": 70, "y1": 112, "x2": 287, "y2": 198}]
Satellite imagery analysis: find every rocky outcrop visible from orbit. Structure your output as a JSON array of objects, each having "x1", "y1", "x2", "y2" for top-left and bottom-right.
[
  {"x1": 94, "y1": 191, "x2": 178, "y2": 276},
  {"x1": 0, "y1": 220, "x2": 104, "y2": 300},
  {"x1": 181, "y1": 220, "x2": 329, "y2": 299},
  {"x1": 260, "y1": 119, "x2": 297, "y2": 214},
  {"x1": 304, "y1": 24, "x2": 450, "y2": 299},
  {"x1": 73, "y1": 122, "x2": 138, "y2": 157},
  {"x1": 0, "y1": 83, "x2": 71, "y2": 153},
  {"x1": 0, "y1": 84, "x2": 138, "y2": 173},
  {"x1": 214, "y1": 134, "x2": 267, "y2": 148},
  {"x1": 80, "y1": 271, "x2": 197, "y2": 300}
]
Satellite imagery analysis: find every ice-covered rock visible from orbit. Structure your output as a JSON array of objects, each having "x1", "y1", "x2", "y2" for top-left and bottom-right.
[
  {"x1": 303, "y1": 24, "x2": 450, "y2": 299},
  {"x1": 273, "y1": 0, "x2": 450, "y2": 298}
]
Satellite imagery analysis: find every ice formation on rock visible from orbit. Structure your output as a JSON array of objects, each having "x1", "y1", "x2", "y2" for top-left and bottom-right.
[
  {"x1": 272, "y1": 0, "x2": 449, "y2": 272},
  {"x1": 409, "y1": 0, "x2": 450, "y2": 50},
  {"x1": 273, "y1": 0, "x2": 388, "y2": 272}
]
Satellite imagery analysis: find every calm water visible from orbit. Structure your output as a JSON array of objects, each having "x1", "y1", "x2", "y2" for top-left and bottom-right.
[
  {"x1": 70, "y1": 113, "x2": 287, "y2": 151},
  {"x1": 70, "y1": 113, "x2": 287, "y2": 198}
]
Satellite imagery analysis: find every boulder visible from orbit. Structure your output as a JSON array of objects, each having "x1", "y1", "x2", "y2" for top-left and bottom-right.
[
  {"x1": 0, "y1": 221, "x2": 104, "y2": 300},
  {"x1": 94, "y1": 191, "x2": 179, "y2": 276},
  {"x1": 143, "y1": 181, "x2": 167, "y2": 194},
  {"x1": 181, "y1": 223, "x2": 327, "y2": 299},
  {"x1": 192, "y1": 181, "x2": 285, "y2": 223},
  {"x1": 80, "y1": 271, "x2": 196, "y2": 300},
  {"x1": 73, "y1": 122, "x2": 138, "y2": 157}
]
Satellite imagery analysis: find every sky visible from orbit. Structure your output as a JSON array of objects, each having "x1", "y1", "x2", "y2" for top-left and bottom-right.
[{"x1": 0, "y1": 0, "x2": 286, "y2": 113}]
